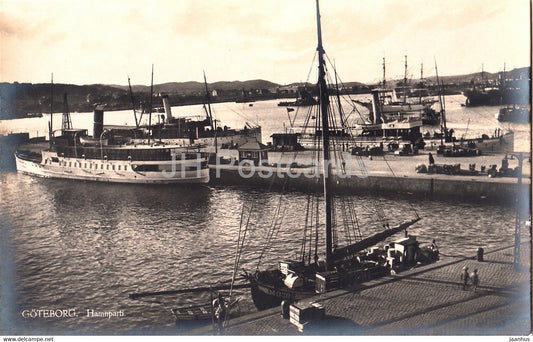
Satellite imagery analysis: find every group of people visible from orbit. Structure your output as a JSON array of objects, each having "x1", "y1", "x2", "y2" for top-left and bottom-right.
[{"x1": 460, "y1": 266, "x2": 480, "y2": 292}]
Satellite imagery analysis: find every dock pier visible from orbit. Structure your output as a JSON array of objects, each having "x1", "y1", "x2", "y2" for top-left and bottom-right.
[
  {"x1": 186, "y1": 241, "x2": 531, "y2": 335},
  {"x1": 210, "y1": 151, "x2": 531, "y2": 203}
]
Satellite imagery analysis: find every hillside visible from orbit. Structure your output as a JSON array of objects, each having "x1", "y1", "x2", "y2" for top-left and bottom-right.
[
  {"x1": 0, "y1": 67, "x2": 529, "y2": 120},
  {"x1": 110, "y1": 79, "x2": 280, "y2": 95},
  {"x1": 414, "y1": 66, "x2": 530, "y2": 85}
]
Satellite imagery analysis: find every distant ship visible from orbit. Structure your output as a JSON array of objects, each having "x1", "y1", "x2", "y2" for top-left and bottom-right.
[
  {"x1": 277, "y1": 88, "x2": 317, "y2": 107},
  {"x1": 463, "y1": 86, "x2": 502, "y2": 107},
  {"x1": 496, "y1": 105, "x2": 531, "y2": 123},
  {"x1": 353, "y1": 88, "x2": 440, "y2": 126},
  {"x1": 143, "y1": 94, "x2": 261, "y2": 149},
  {"x1": 463, "y1": 67, "x2": 530, "y2": 107}
]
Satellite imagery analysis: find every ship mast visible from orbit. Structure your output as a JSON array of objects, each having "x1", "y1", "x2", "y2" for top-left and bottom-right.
[
  {"x1": 203, "y1": 71, "x2": 215, "y2": 131},
  {"x1": 148, "y1": 64, "x2": 154, "y2": 144},
  {"x1": 61, "y1": 93, "x2": 72, "y2": 134},
  {"x1": 49, "y1": 73, "x2": 53, "y2": 148},
  {"x1": 419, "y1": 61, "x2": 423, "y2": 103},
  {"x1": 203, "y1": 71, "x2": 217, "y2": 154},
  {"x1": 434, "y1": 59, "x2": 448, "y2": 142},
  {"x1": 382, "y1": 57, "x2": 386, "y2": 88},
  {"x1": 315, "y1": 0, "x2": 333, "y2": 270},
  {"x1": 128, "y1": 76, "x2": 139, "y2": 128},
  {"x1": 403, "y1": 55, "x2": 408, "y2": 103}
]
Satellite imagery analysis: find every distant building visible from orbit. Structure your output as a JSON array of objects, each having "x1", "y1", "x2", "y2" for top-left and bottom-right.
[{"x1": 276, "y1": 85, "x2": 300, "y2": 96}]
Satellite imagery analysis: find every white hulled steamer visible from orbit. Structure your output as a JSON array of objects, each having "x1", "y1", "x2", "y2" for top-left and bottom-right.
[{"x1": 15, "y1": 107, "x2": 209, "y2": 184}]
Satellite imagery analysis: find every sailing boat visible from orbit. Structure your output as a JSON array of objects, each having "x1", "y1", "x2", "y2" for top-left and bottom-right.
[{"x1": 242, "y1": 0, "x2": 438, "y2": 311}]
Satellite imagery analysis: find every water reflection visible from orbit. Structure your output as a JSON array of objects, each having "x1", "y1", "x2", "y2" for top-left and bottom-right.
[{"x1": 0, "y1": 171, "x2": 522, "y2": 334}]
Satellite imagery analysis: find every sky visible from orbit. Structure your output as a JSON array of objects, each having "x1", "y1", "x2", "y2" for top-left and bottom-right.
[{"x1": 0, "y1": 0, "x2": 530, "y2": 86}]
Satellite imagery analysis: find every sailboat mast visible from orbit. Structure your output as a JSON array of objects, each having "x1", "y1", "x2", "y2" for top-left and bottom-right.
[{"x1": 316, "y1": 0, "x2": 333, "y2": 270}]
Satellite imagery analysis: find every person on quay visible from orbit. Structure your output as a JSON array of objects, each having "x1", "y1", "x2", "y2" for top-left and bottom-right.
[
  {"x1": 471, "y1": 269, "x2": 480, "y2": 293},
  {"x1": 428, "y1": 152, "x2": 435, "y2": 165},
  {"x1": 212, "y1": 293, "x2": 227, "y2": 334},
  {"x1": 460, "y1": 266, "x2": 470, "y2": 290},
  {"x1": 430, "y1": 239, "x2": 439, "y2": 253}
]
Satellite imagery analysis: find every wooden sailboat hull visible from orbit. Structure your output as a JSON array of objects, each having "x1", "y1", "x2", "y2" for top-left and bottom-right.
[
  {"x1": 171, "y1": 299, "x2": 240, "y2": 321},
  {"x1": 246, "y1": 219, "x2": 419, "y2": 310},
  {"x1": 247, "y1": 275, "x2": 316, "y2": 310}
]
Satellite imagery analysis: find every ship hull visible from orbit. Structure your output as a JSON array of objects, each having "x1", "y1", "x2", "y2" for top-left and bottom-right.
[
  {"x1": 423, "y1": 131, "x2": 515, "y2": 154},
  {"x1": 247, "y1": 275, "x2": 315, "y2": 310},
  {"x1": 496, "y1": 107, "x2": 531, "y2": 123},
  {"x1": 15, "y1": 151, "x2": 209, "y2": 184}
]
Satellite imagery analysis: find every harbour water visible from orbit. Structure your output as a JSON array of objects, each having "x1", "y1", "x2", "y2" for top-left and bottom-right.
[
  {"x1": 0, "y1": 95, "x2": 530, "y2": 335},
  {"x1": 0, "y1": 171, "x2": 521, "y2": 335}
]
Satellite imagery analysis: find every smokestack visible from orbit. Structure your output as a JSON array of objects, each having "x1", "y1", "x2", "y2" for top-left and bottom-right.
[
  {"x1": 370, "y1": 90, "x2": 382, "y2": 124},
  {"x1": 161, "y1": 94, "x2": 172, "y2": 122},
  {"x1": 93, "y1": 106, "x2": 104, "y2": 138}
]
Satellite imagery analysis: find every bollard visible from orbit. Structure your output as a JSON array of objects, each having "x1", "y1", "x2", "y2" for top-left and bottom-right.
[
  {"x1": 281, "y1": 300, "x2": 291, "y2": 319},
  {"x1": 477, "y1": 247, "x2": 484, "y2": 262}
]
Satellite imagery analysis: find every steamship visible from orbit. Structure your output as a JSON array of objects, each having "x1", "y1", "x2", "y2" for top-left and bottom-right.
[
  {"x1": 15, "y1": 107, "x2": 210, "y2": 184},
  {"x1": 147, "y1": 94, "x2": 261, "y2": 149}
]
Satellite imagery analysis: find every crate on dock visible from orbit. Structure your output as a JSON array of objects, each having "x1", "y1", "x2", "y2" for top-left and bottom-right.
[
  {"x1": 289, "y1": 316, "x2": 308, "y2": 332},
  {"x1": 289, "y1": 301, "x2": 325, "y2": 322},
  {"x1": 315, "y1": 271, "x2": 339, "y2": 293}
]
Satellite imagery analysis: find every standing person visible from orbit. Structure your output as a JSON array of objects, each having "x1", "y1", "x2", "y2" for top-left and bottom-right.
[
  {"x1": 428, "y1": 152, "x2": 435, "y2": 165},
  {"x1": 212, "y1": 293, "x2": 227, "y2": 334},
  {"x1": 471, "y1": 269, "x2": 480, "y2": 292},
  {"x1": 430, "y1": 239, "x2": 439, "y2": 261},
  {"x1": 460, "y1": 266, "x2": 470, "y2": 290},
  {"x1": 431, "y1": 239, "x2": 439, "y2": 252}
]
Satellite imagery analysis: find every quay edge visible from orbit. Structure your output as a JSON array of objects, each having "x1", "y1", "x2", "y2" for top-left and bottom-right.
[{"x1": 209, "y1": 166, "x2": 531, "y2": 204}]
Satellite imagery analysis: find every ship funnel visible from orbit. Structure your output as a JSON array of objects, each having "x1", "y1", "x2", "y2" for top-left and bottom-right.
[
  {"x1": 161, "y1": 94, "x2": 173, "y2": 122},
  {"x1": 93, "y1": 106, "x2": 104, "y2": 138},
  {"x1": 370, "y1": 90, "x2": 382, "y2": 124}
]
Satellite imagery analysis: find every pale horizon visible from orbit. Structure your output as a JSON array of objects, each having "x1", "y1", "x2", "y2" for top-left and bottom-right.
[{"x1": 0, "y1": 0, "x2": 530, "y2": 86}]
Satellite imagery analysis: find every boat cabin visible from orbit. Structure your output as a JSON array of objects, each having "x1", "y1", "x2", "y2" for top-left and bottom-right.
[
  {"x1": 271, "y1": 133, "x2": 302, "y2": 151},
  {"x1": 238, "y1": 139, "x2": 269, "y2": 165},
  {"x1": 387, "y1": 236, "x2": 419, "y2": 268}
]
